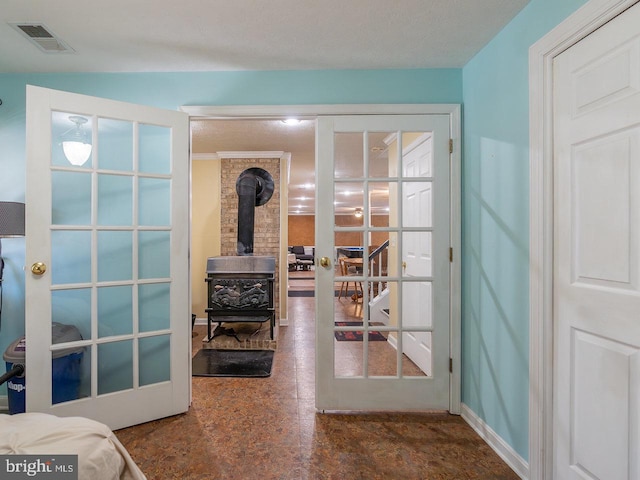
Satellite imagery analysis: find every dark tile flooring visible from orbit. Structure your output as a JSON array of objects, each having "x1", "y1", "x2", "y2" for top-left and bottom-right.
[{"x1": 115, "y1": 275, "x2": 518, "y2": 479}]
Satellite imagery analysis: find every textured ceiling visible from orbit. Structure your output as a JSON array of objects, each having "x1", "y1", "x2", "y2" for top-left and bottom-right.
[{"x1": 0, "y1": 0, "x2": 529, "y2": 73}]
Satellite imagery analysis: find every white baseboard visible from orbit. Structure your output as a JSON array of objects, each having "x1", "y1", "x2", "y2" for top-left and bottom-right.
[
  {"x1": 194, "y1": 317, "x2": 208, "y2": 326},
  {"x1": 461, "y1": 403, "x2": 529, "y2": 480}
]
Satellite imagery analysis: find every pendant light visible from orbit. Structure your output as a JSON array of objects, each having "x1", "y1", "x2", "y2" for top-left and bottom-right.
[{"x1": 61, "y1": 115, "x2": 92, "y2": 166}]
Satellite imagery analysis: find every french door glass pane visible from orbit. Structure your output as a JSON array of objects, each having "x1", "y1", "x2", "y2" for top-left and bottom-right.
[
  {"x1": 402, "y1": 231, "x2": 432, "y2": 278},
  {"x1": 403, "y1": 281, "x2": 432, "y2": 328},
  {"x1": 139, "y1": 335, "x2": 171, "y2": 386},
  {"x1": 97, "y1": 231, "x2": 133, "y2": 282},
  {"x1": 334, "y1": 182, "x2": 364, "y2": 222},
  {"x1": 402, "y1": 331, "x2": 433, "y2": 377},
  {"x1": 97, "y1": 285, "x2": 133, "y2": 338},
  {"x1": 367, "y1": 131, "x2": 394, "y2": 178},
  {"x1": 52, "y1": 171, "x2": 91, "y2": 225},
  {"x1": 78, "y1": 346, "x2": 92, "y2": 399},
  {"x1": 51, "y1": 288, "x2": 91, "y2": 341},
  {"x1": 138, "y1": 231, "x2": 170, "y2": 279},
  {"x1": 51, "y1": 231, "x2": 91, "y2": 285},
  {"x1": 139, "y1": 283, "x2": 171, "y2": 332},
  {"x1": 334, "y1": 338, "x2": 363, "y2": 377},
  {"x1": 97, "y1": 118, "x2": 133, "y2": 171},
  {"x1": 368, "y1": 181, "x2": 391, "y2": 218},
  {"x1": 98, "y1": 340, "x2": 133, "y2": 395},
  {"x1": 139, "y1": 178, "x2": 170, "y2": 226},
  {"x1": 334, "y1": 231, "x2": 364, "y2": 259},
  {"x1": 51, "y1": 111, "x2": 93, "y2": 169},
  {"x1": 402, "y1": 182, "x2": 432, "y2": 228},
  {"x1": 97, "y1": 174, "x2": 133, "y2": 226},
  {"x1": 334, "y1": 132, "x2": 363, "y2": 179},
  {"x1": 139, "y1": 124, "x2": 171, "y2": 174},
  {"x1": 401, "y1": 333, "x2": 431, "y2": 377},
  {"x1": 367, "y1": 330, "x2": 397, "y2": 377},
  {"x1": 402, "y1": 133, "x2": 433, "y2": 177},
  {"x1": 51, "y1": 348, "x2": 85, "y2": 405}
]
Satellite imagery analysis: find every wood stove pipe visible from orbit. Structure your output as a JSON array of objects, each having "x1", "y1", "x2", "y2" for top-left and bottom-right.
[{"x1": 235, "y1": 167, "x2": 274, "y2": 255}]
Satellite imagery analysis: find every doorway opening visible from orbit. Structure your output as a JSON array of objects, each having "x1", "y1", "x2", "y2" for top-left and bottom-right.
[{"x1": 184, "y1": 104, "x2": 461, "y2": 414}]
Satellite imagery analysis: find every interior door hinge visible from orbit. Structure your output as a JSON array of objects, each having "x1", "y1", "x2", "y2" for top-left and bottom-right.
[
  {"x1": 449, "y1": 358, "x2": 453, "y2": 373},
  {"x1": 449, "y1": 247, "x2": 453, "y2": 262},
  {"x1": 449, "y1": 139, "x2": 453, "y2": 154}
]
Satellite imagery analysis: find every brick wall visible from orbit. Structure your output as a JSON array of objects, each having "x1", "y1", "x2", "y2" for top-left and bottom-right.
[{"x1": 220, "y1": 158, "x2": 281, "y2": 319}]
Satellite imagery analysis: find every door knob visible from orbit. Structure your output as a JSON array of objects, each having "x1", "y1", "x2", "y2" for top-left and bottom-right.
[
  {"x1": 31, "y1": 262, "x2": 47, "y2": 275},
  {"x1": 319, "y1": 257, "x2": 331, "y2": 268},
  {"x1": 402, "y1": 261, "x2": 407, "y2": 271}
]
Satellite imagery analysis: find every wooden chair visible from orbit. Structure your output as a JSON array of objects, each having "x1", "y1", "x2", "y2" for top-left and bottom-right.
[{"x1": 338, "y1": 257, "x2": 363, "y2": 301}]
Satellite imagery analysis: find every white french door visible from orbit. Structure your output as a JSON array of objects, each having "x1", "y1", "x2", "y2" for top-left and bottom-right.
[
  {"x1": 315, "y1": 114, "x2": 452, "y2": 411},
  {"x1": 553, "y1": 2, "x2": 640, "y2": 478},
  {"x1": 25, "y1": 86, "x2": 190, "y2": 430}
]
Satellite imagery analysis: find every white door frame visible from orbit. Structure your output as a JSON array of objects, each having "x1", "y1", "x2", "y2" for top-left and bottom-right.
[
  {"x1": 529, "y1": 0, "x2": 639, "y2": 477},
  {"x1": 182, "y1": 103, "x2": 462, "y2": 413}
]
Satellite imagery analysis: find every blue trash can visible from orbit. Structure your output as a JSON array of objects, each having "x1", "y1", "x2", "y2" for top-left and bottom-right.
[{"x1": 3, "y1": 323, "x2": 84, "y2": 414}]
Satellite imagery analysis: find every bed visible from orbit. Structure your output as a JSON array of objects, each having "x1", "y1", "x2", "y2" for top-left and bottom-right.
[{"x1": 0, "y1": 413, "x2": 146, "y2": 480}]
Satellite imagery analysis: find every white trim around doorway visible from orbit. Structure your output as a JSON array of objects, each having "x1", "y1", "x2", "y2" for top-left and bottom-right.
[
  {"x1": 183, "y1": 103, "x2": 462, "y2": 414},
  {"x1": 528, "y1": 1, "x2": 639, "y2": 478}
]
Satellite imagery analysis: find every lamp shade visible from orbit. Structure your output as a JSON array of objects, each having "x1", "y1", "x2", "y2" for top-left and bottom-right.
[
  {"x1": 0, "y1": 201, "x2": 26, "y2": 237},
  {"x1": 62, "y1": 141, "x2": 92, "y2": 166},
  {"x1": 61, "y1": 115, "x2": 92, "y2": 166}
]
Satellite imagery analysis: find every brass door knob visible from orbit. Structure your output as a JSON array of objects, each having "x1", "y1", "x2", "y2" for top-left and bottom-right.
[
  {"x1": 319, "y1": 257, "x2": 331, "y2": 268},
  {"x1": 31, "y1": 262, "x2": 47, "y2": 275}
]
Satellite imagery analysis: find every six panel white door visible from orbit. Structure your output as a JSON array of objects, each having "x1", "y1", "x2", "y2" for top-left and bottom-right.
[{"x1": 553, "y1": 3, "x2": 640, "y2": 478}]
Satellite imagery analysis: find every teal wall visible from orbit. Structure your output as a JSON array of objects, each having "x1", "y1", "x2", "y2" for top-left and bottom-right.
[
  {"x1": 0, "y1": 68, "x2": 461, "y2": 395},
  {"x1": 461, "y1": 0, "x2": 587, "y2": 460}
]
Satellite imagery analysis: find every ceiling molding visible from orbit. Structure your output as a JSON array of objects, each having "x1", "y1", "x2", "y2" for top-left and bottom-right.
[
  {"x1": 181, "y1": 104, "x2": 461, "y2": 118},
  {"x1": 191, "y1": 153, "x2": 219, "y2": 161},
  {"x1": 191, "y1": 151, "x2": 288, "y2": 160},
  {"x1": 216, "y1": 151, "x2": 287, "y2": 159}
]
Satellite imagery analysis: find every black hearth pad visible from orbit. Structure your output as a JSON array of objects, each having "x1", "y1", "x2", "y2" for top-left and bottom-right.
[{"x1": 192, "y1": 349, "x2": 274, "y2": 377}]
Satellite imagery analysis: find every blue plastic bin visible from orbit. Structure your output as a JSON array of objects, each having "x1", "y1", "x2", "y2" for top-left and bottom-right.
[{"x1": 3, "y1": 323, "x2": 84, "y2": 414}]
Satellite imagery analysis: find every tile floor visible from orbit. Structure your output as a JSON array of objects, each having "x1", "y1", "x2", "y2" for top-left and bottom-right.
[{"x1": 115, "y1": 275, "x2": 519, "y2": 479}]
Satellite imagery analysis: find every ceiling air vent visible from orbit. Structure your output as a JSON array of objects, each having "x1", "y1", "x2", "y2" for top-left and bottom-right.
[{"x1": 9, "y1": 23, "x2": 75, "y2": 53}]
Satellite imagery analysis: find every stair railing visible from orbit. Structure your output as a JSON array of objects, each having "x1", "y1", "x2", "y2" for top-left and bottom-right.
[{"x1": 368, "y1": 240, "x2": 389, "y2": 302}]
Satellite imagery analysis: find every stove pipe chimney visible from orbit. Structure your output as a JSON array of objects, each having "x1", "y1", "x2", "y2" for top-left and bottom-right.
[{"x1": 236, "y1": 167, "x2": 274, "y2": 255}]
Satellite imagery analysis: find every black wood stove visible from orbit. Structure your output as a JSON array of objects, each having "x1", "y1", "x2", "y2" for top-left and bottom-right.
[{"x1": 204, "y1": 167, "x2": 276, "y2": 341}]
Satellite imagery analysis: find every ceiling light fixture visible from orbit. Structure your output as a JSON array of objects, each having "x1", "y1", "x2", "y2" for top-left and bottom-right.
[
  {"x1": 354, "y1": 208, "x2": 363, "y2": 218},
  {"x1": 61, "y1": 115, "x2": 92, "y2": 166}
]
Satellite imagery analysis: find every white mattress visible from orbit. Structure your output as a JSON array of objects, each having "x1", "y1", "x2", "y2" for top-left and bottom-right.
[{"x1": 0, "y1": 413, "x2": 146, "y2": 480}]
